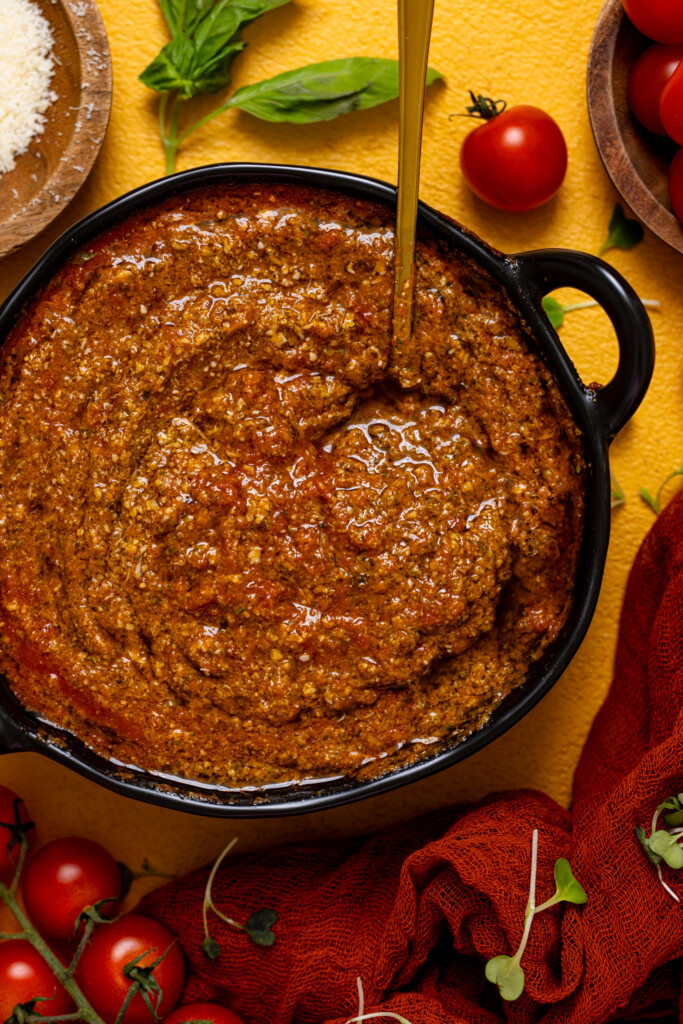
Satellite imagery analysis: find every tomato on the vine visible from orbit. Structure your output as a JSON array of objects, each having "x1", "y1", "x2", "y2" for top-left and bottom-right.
[
  {"x1": 0, "y1": 939, "x2": 73, "y2": 1019},
  {"x1": 162, "y1": 1003, "x2": 245, "y2": 1024},
  {"x1": 459, "y1": 95, "x2": 567, "y2": 212},
  {"x1": 22, "y1": 836, "x2": 122, "y2": 939},
  {"x1": 75, "y1": 913, "x2": 185, "y2": 1024},
  {"x1": 627, "y1": 44, "x2": 683, "y2": 134},
  {"x1": 0, "y1": 785, "x2": 34, "y2": 884},
  {"x1": 622, "y1": 0, "x2": 683, "y2": 44}
]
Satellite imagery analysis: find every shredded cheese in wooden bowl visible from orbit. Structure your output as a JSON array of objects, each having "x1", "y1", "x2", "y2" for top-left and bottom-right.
[
  {"x1": 0, "y1": 0, "x2": 112, "y2": 259},
  {"x1": 0, "y1": 0, "x2": 57, "y2": 175}
]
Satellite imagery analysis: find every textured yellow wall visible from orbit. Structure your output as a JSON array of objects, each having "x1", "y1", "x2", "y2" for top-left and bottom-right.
[{"x1": 0, "y1": 0, "x2": 681, "y2": 880}]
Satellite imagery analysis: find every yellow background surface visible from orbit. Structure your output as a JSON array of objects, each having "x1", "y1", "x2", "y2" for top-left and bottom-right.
[{"x1": 0, "y1": 0, "x2": 681, "y2": 891}]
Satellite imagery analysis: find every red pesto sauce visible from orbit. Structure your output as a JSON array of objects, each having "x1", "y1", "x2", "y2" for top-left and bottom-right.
[{"x1": 0, "y1": 184, "x2": 584, "y2": 788}]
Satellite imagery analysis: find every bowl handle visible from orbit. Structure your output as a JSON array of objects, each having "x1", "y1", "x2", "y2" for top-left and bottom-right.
[{"x1": 513, "y1": 248, "x2": 655, "y2": 441}]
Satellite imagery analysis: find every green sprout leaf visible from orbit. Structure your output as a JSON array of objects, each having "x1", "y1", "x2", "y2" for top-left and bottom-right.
[
  {"x1": 201, "y1": 935, "x2": 222, "y2": 960},
  {"x1": 485, "y1": 954, "x2": 525, "y2": 1001},
  {"x1": 647, "y1": 830, "x2": 683, "y2": 869},
  {"x1": 245, "y1": 907, "x2": 277, "y2": 946},
  {"x1": 635, "y1": 824, "x2": 662, "y2": 865},
  {"x1": 224, "y1": 57, "x2": 442, "y2": 123},
  {"x1": 541, "y1": 296, "x2": 564, "y2": 329},
  {"x1": 598, "y1": 203, "x2": 644, "y2": 256},
  {"x1": 552, "y1": 858, "x2": 588, "y2": 904},
  {"x1": 665, "y1": 809, "x2": 683, "y2": 827},
  {"x1": 640, "y1": 465, "x2": 683, "y2": 516}
]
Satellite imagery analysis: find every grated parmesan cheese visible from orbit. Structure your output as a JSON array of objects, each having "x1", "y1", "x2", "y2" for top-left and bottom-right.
[{"x1": 0, "y1": 0, "x2": 57, "y2": 174}]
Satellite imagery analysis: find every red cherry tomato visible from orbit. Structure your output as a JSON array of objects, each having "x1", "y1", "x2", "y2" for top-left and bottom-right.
[
  {"x1": 22, "y1": 836, "x2": 121, "y2": 939},
  {"x1": 0, "y1": 939, "x2": 73, "y2": 1019},
  {"x1": 659, "y1": 61, "x2": 683, "y2": 144},
  {"x1": 162, "y1": 1003, "x2": 244, "y2": 1024},
  {"x1": 668, "y1": 146, "x2": 683, "y2": 220},
  {"x1": 76, "y1": 913, "x2": 185, "y2": 1024},
  {"x1": 622, "y1": 0, "x2": 683, "y2": 44},
  {"x1": 0, "y1": 785, "x2": 34, "y2": 884},
  {"x1": 627, "y1": 44, "x2": 683, "y2": 134},
  {"x1": 459, "y1": 102, "x2": 567, "y2": 212}
]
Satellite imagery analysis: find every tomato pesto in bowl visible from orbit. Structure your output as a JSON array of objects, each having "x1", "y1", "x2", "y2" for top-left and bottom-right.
[{"x1": 0, "y1": 183, "x2": 585, "y2": 789}]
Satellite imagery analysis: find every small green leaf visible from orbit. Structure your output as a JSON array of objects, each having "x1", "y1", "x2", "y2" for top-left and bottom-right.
[
  {"x1": 541, "y1": 295, "x2": 565, "y2": 329},
  {"x1": 201, "y1": 935, "x2": 222, "y2": 960},
  {"x1": 485, "y1": 955, "x2": 525, "y2": 1001},
  {"x1": 665, "y1": 810, "x2": 683, "y2": 827},
  {"x1": 636, "y1": 824, "x2": 662, "y2": 865},
  {"x1": 648, "y1": 830, "x2": 683, "y2": 869},
  {"x1": 598, "y1": 203, "x2": 644, "y2": 256},
  {"x1": 245, "y1": 907, "x2": 277, "y2": 946},
  {"x1": 225, "y1": 57, "x2": 442, "y2": 123},
  {"x1": 552, "y1": 857, "x2": 588, "y2": 905}
]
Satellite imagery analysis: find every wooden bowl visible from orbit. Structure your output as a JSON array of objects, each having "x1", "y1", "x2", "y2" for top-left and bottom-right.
[
  {"x1": 588, "y1": 0, "x2": 683, "y2": 253},
  {"x1": 0, "y1": 0, "x2": 112, "y2": 260}
]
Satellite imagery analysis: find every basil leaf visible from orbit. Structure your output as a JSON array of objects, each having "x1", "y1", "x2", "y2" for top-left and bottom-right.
[
  {"x1": 145, "y1": 0, "x2": 290, "y2": 98},
  {"x1": 159, "y1": 0, "x2": 214, "y2": 35},
  {"x1": 194, "y1": 0, "x2": 291, "y2": 60},
  {"x1": 225, "y1": 56, "x2": 443, "y2": 123},
  {"x1": 597, "y1": 203, "x2": 644, "y2": 256},
  {"x1": 140, "y1": 33, "x2": 245, "y2": 98}
]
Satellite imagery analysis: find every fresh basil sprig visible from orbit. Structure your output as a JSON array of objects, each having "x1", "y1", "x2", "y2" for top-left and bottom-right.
[
  {"x1": 223, "y1": 58, "x2": 443, "y2": 123},
  {"x1": 140, "y1": 1, "x2": 443, "y2": 173}
]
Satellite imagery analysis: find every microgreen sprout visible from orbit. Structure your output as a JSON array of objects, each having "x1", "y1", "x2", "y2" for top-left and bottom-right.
[
  {"x1": 635, "y1": 785, "x2": 683, "y2": 900},
  {"x1": 639, "y1": 465, "x2": 683, "y2": 514},
  {"x1": 201, "y1": 839, "x2": 277, "y2": 961},
  {"x1": 344, "y1": 978, "x2": 413, "y2": 1024},
  {"x1": 485, "y1": 829, "x2": 587, "y2": 1002},
  {"x1": 610, "y1": 471, "x2": 626, "y2": 508},
  {"x1": 542, "y1": 294, "x2": 659, "y2": 330}
]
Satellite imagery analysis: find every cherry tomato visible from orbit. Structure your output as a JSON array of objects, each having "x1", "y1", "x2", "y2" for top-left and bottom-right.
[
  {"x1": 0, "y1": 785, "x2": 34, "y2": 884},
  {"x1": 22, "y1": 836, "x2": 121, "y2": 939},
  {"x1": 668, "y1": 146, "x2": 683, "y2": 220},
  {"x1": 0, "y1": 939, "x2": 73, "y2": 1019},
  {"x1": 627, "y1": 44, "x2": 683, "y2": 134},
  {"x1": 659, "y1": 61, "x2": 683, "y2": 144},
  {"x1": 76, "y1": 913, "x2": 185, "y2": 1024},
  {"x1": 162, "y1": 1003, "x2": 244, "y2": 1024},
  {"x1": 459, "y1": 103, "x2": 567, "y2": 212},
  {"x1": 622, "y1": 0, "x2": 683, "y2": 44}
]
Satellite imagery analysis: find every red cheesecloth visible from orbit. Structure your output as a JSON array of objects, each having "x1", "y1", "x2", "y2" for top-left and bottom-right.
[{"x1": 141, "y1": 494, "x2": 683, "y2": 1023}]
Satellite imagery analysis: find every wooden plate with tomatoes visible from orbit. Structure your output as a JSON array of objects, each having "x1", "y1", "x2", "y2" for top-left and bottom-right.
[{"x1": 588, "y1": 0, "x2": 683, "y2": 254}]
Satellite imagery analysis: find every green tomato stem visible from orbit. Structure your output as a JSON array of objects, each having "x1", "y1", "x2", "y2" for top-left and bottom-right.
[{"x1": 114, "y1": 980, "x2": 141, "y2": 1024}]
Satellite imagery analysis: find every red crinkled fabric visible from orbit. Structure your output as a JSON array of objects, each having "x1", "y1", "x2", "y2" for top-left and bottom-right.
[{"x1": 141, "y1": 493, "x2": 683, "y2": 1023}]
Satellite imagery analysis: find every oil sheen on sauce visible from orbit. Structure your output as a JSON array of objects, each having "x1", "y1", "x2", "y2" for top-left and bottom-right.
[{"x1": 0, "y1": 184, "x2": 585, "y2": 787}]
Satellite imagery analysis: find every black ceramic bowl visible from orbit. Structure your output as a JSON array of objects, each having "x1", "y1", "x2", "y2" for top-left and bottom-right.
[{"x1": 0, "y1": 163, "x2": 654, "y2": 816}]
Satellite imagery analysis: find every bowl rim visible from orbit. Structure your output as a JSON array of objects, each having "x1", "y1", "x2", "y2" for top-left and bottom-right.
[{"x1": 0, "y1": 162, "x2": 652, "y2": 816}]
